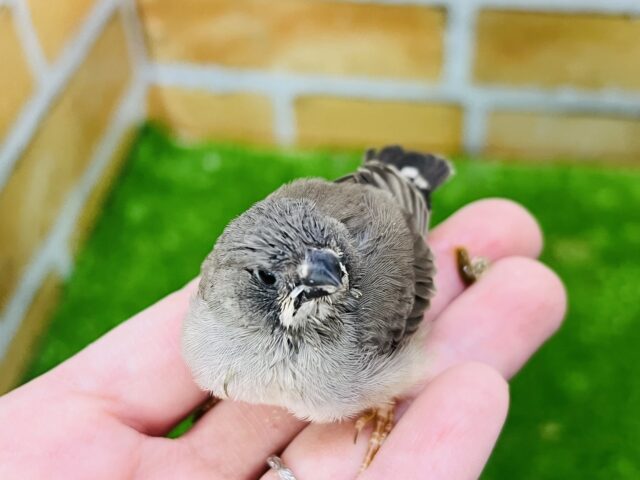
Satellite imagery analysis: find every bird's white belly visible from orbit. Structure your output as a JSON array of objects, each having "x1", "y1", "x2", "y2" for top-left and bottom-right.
[{"x1": 224, "y1": 329, "x2": 427, "y2": 423}]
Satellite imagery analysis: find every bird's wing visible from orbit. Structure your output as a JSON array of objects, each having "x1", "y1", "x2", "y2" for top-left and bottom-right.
[
  {"x1": 403, "y1": 224, "x2": 436, "y2": 337},
  {"x1": 336, "y1": 146, "x2": 452, "y2": 344}
]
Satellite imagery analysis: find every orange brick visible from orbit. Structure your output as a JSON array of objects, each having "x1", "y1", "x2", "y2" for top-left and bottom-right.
[
  {"x1": 0, "y1": 15, "x2": 131, "y2": 310},
  {"x1": 148, "y1": 85, "x2": 274, "y2": 143},
  {"x1": 0, "y1": 8, "x2": 34, "y2": 140},
  {"x1": 0, "y1": 273, "x2": 61, "y2": 394},
  {"x1": 138, "y1": 0, "x2": 444, "y2": 79},
  {"x1": 27, "y1": 0, "x2": 95, "y2": 62},
  {"x1": 70, "y1": 128, "x2": 137, "y2": 253},
  {"x1": 295, "y1": 96, "x2": 462, "y2": 153},
  {"x1": 486, "y1": 110, "x2": 640, "y2": 162},
  {"x1": 475, "y1": 10, "x2": 640, "y2": 90}
]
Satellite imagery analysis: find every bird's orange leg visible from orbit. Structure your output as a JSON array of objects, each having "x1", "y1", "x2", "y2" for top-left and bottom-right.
[
  {"x1": 354, "y1": 401, "x2": 396, "y2": 472},
  {"x1": 353, "y1": 409, "x2": 377, "y2": 444}
]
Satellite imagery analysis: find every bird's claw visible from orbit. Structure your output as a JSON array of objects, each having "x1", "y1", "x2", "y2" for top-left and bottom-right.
[
  {"x1": 353, "y1": 409, "x2": 377, "y2": 444},
  {"x1": 455, "y1": 246, "x2": 489, "y2": 286}
]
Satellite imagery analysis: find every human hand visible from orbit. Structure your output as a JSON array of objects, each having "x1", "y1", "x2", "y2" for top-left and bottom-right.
[{"x1": 0, "y1": 199, "x2": 566, "y2": 479}]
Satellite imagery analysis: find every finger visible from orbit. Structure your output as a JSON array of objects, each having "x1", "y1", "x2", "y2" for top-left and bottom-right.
[
  {"x1": 177, "y1": 200, "x2": 542, "y2": 474},
  {"x1": 24, "y1": 198, "x2": 540, "y2": 437},
  {"x1": 261, "y1": 363, "x2": 509, "y2": 480},
  {"x1": 362, "y1": 363, "x2": 509, "y2": 480},
  {"x1": 34, "y1": 280, "x2": 204, "y2": 435},
  {"x1": 426, "y1": 198, "x2": 543, "y2": 321},
  {"x1": 425, "y1": 256, "x2": 567, "y2": 379},
  {"x1": 179, "y1": 403, "x2": 305, "y2": 479}
]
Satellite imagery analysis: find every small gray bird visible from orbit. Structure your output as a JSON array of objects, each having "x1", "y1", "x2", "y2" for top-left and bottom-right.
[{"x1": 183, "y1": 146, "x2": 453, "y2": 470}]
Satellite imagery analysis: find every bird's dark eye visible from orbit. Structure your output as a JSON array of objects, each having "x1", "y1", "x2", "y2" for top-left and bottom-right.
[{"x1": 255, "y1": 269, "x2": 276, "y2": 286}]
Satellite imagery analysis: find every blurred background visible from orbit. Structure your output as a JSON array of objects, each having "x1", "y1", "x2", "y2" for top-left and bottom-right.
[{"x1": 1, "y1": 0, "x2": 639, "y2": 477}]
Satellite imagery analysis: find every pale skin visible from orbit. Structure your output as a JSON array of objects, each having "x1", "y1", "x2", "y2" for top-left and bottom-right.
[{"x1": 0, "y1": 199, "x2": 567, "y2": 479}]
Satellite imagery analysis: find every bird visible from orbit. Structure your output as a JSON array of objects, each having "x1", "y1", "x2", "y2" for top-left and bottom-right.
[{"x1": 182, "y1": 145, "x2": 454, "y2": 472}]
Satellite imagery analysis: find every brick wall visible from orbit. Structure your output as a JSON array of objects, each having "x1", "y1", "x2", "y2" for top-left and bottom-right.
[
  {"x1": 138, "y1": 0, "x2": 640, "y2": 164},
  {"x1": 0, "y1": 0, "x2": 144, "y2": 391}
]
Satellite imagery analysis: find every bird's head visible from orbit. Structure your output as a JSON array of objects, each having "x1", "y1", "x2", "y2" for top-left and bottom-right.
[{"x1": 200, "y1": 197, "x2": 359, "y2": 336}]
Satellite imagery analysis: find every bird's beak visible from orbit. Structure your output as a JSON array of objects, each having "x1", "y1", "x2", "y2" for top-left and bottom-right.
[{"x1": 299, "y1": 248, "x2": 343, "y2": 289}]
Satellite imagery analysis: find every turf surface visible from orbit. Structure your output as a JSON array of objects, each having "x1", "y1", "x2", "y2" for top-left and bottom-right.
[{"x1": 23, "y1": 124, "x2": 640, "y2": 478}]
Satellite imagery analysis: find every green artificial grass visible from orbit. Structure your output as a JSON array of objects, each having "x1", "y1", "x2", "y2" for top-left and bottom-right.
[{"x1": 24, "y1": 124, "x2": 640, "y2": 478}]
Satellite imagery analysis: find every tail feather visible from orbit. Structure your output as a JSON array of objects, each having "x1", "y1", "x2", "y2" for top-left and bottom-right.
[
  {"x1": 335, "y1": 145, "x2": 453, "y2": 234},
  {"x1": 365, "y1": 145, "x2": 453, "y2": 206}
]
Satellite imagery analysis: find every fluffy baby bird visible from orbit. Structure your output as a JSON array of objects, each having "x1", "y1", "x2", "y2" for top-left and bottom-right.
[{"x1": 183, "y1": 145, "x2": 453, "y2": 471}]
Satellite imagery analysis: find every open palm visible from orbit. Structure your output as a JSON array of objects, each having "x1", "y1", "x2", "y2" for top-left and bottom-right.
[{"x1": 0, "y1": 199, "x2": 566, "y2": 480}]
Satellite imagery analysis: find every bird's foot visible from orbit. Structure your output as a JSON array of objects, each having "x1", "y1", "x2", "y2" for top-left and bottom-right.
[
  {"x1": 353, "y1": 409, "x2": 377, "y2": 444},
  {"x1": 455, "y1": 246, "x2": 489, "y2": 286},
  {"x1": 354, "y1": 402, "x2": 396, "y2": 472}
]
